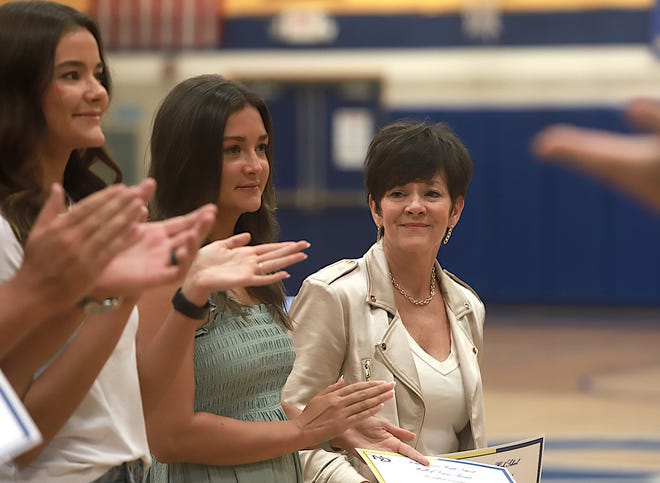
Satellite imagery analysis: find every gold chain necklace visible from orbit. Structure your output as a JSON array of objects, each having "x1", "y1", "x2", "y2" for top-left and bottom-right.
[{"x1": 390, "y1": 266, "x2": 436, "y2": 306}]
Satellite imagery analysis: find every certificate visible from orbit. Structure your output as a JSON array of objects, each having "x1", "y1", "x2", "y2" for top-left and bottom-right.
[
  {"x1": 358, "y1": 435, "x2": 544, "y2": 483},
  {"x1": 0, "y1": 370, "x2": 42, "y2": 462},
  {"x1": 442, "y1": 435, "x2": 544, "y2": 483},
  {"x1": 358, "y1": 449, "x2": 515, "y2": 482}
]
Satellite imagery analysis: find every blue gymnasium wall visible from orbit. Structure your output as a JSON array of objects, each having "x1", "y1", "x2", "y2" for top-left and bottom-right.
[
  {"x1": 222, "y1": 10, "x2": 651, "y2": 48},
  {"x1": 276, "y1": 108, "x2": 660, "y2": 306},
  {"x1": 220, "y1": 7, "x2": 660, "y2": 305}
]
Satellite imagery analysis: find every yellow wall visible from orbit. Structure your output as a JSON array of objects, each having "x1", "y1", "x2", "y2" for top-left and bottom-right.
[
  {"x1": 225, "y1": 0, "x2": 653, "y2": 16},
  {"x1": 0, "y1": 0, "x2": 651, "y2": 17}
]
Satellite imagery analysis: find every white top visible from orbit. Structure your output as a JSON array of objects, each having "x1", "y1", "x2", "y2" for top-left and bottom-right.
[
  {"x1": 0, "y1": 216, "x2": 150, "y2": 482},
  {"x1": 404, "y1": 328, "x2": 469, "y2": 456}
]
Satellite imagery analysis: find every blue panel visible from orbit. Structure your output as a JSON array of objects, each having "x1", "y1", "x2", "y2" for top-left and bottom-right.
[
  {"x1": 654, "y1": 0, "x2": 660, "y2": 52},
  {"x1": 242, "y1": 82, "x2": 299, "y2": 190},
  {"x1": 277, "y1": 207, "x2": 375, "y2": 294},
  {"x1": 609, "y1": 196, "x2": 660, "y2": 304},
  {"x1": 499, "y1": 10, "x2": 652, "y2": 46},
  {"x1": 222, "y1": 10, "x2": 650, "y2": 49},
  {"x1": 272, "y1": 102, "x2": 660, "y2": 305},
  {"x1": 246, "y1": 81, "x2": 381, "y2": 193}
]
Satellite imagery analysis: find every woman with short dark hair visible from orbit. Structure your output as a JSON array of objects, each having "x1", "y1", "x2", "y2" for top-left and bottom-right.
[{"x1": 283, "y1": 120, "x2": 487, "y2": 482}]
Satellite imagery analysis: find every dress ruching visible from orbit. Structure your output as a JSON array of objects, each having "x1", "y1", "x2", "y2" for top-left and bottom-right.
[{"x1": 147, "y1": 293, "x2": 302, "y2": 483}]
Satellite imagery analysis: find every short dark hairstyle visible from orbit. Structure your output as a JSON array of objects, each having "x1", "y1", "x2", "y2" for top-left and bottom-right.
[
  {"x1": 148, "y1": 74, "x2": 289, "y2": 327},
  {"x1": 364, "y1": 120, "x2": 473, "y2": 213},
  {"x1": 0, "y1": 1, "x2": 120, "y2": 244}
]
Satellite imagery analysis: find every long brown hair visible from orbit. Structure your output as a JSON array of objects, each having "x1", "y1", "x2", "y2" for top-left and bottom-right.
[
  {"x1": 149, "y1": 74, "x2": 289, "y2": 328},
  {"x1": 0, "y1": 1, "x2": 121, "y2": 244}
]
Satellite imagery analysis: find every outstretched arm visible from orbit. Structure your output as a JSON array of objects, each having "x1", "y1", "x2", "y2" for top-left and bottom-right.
[
  {"x1": 137, "y1": 235, "x2": 310, "y2": 414},
  {"x1": 532, "y1": 97, "x2": 660, "y2": 212},
  {"x1": 146, "y1": 363, "x2": 393, "y2": 466}
]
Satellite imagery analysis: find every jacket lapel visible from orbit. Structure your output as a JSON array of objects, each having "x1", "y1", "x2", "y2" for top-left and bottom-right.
[
  {"x1": 441, "y1": 268, "x2": 480, "y2": 404},
  {"x1": 364, "y1": 243, "x2": 424, "y2": 399}
]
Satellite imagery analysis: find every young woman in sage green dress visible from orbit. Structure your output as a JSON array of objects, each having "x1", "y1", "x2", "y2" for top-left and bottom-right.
[{"x1": 137, "y1": 75, "x2": 395, "y2": 483}]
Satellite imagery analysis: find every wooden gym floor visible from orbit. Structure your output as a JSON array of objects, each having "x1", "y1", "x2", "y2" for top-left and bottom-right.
[{"x1": 482, "y1": 305, "x2": 660, "y2": 482}]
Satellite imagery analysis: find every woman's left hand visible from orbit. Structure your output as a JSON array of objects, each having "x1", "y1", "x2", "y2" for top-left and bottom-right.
[
  {"x1": 333, "y1": 416, "x2": 430, "y2": 466},
  {"x1": 294, "y1": 379, "x2": 395, "y2": 448},
  {"x1": 179, "y1": 236, "x2": 310, "y2": 305}
]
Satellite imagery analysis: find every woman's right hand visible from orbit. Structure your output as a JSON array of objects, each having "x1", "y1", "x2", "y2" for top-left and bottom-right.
[
  {"x1": 94, "y1": 203, "x2": 217, "y2": 297},
  {"x1": 293, "y1": 378, "x2": 395, "y2": 449},
  {"x1": 180, "y1": 234, "x2": 310, "y2": 305},
  {"x1": 20, "y1": 181, "x2": 150, "y2": 312}
]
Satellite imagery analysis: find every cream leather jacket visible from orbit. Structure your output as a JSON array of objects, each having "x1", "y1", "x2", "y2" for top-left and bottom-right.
[{"x1": 282, "y1": 242, "x2": 487, "y2": 483}]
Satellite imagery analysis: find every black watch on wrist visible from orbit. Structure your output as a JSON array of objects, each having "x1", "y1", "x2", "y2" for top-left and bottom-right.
[
  {"x1": 171, "y1": 287, "x2": 210, "y2": 320},
  {"x1": 77, "y1": 296, "x2": 123, "y2": 314}
]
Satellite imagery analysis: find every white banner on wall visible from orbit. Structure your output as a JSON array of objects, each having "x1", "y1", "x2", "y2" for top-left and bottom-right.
[{"x1": 332, "y1": 108, "x2": 374, "y2": 170}]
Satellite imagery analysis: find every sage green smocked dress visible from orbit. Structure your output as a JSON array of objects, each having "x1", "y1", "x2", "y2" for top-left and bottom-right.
[{"x1": 146, "y1": 293, "x2": 302, "y2": 483}]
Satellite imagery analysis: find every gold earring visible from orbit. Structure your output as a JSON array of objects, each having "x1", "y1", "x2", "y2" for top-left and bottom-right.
[
  {"x1": 377, "y1": 225, "x2": 384, "y2": 242},
  {"x1": 443, "y1": 226, "x2": 453, "y2": 245}
]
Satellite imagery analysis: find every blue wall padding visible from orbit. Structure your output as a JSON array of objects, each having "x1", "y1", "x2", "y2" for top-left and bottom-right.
[
  {"x1": 278, "y1": 107, "x2": 660, "y2": 306},
  {"x1": 221, "y1": 10, "x2": 650, "y2": 49}
]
